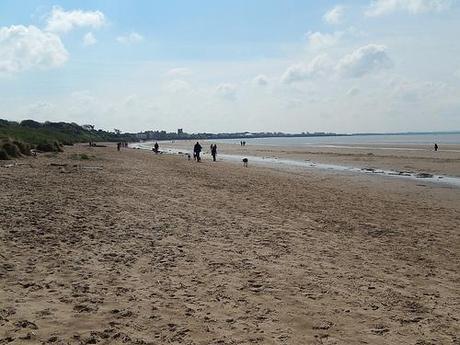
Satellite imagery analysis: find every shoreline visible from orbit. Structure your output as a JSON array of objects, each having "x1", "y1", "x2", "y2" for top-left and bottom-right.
[{"x1": 131, "y1": 141, "x2": 460, "y2": 188}]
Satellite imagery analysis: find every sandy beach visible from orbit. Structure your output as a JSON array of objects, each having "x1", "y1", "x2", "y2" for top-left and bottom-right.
[{"x1": 1, "y1": 144, "x2": 459, "y2": 344}]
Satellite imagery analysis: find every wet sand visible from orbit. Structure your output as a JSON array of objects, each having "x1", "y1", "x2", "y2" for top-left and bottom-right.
[
  {"x1": 1, "y1": 144, "x2": 459, "y2": 344},
  {"x1": 155, "y1": 140, "x2": 460, "y2": 177}
]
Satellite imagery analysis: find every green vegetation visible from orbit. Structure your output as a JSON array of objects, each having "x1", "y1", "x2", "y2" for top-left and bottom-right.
[
  {"x1": 69, "y1": 153, "x2": 92, "y2": 160},
  {"x1": 0, "y1": 119, "x2": 135, "y2": 160},
  {"x1": 0, "y1": 149, "x2": 8, "y2": 160},
  {"x1": 0, "y1": 137, "x2": 58, "y2": 160},
  {"x1": 0, "y1": 139, "x2": 24, "y2": 160},
  {"x1": 0, "y1": 119, "x2": 133, "y2": 145},
  {"x1": 12, "y1": 140, "x2": 32, "y2": 156}
]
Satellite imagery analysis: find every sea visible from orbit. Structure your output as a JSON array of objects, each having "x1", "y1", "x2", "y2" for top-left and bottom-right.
[{"x1": 212, "y1": 133, "x2": 460, "y2": 148}]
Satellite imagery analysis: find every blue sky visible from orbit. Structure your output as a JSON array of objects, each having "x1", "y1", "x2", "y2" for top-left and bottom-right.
[{"x1": 1, "y1": 0, "x2": 460, "y2": 133}]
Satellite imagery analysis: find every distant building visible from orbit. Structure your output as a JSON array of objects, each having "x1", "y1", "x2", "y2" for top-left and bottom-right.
[{"x1": 177, "y1": 128, "x2": 183, "y2": 135}]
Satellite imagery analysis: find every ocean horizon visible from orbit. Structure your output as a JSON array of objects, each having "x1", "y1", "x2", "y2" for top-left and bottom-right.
[{"x1": 207, "y1": 133, "x2": 460, "y2": 147}]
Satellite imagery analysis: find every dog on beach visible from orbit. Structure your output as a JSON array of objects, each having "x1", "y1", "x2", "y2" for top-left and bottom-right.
[{"x1": 242, "y1": 158, "x2": 248, "y2": 167}]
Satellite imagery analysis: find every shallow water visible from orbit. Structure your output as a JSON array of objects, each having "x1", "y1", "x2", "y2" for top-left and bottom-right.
[
  {"x1": 213, "y1": 133, "x2": 460, "y2": 148},
  {"x1": 131, "y1": 143, "x2": 460, "y2": 188}
]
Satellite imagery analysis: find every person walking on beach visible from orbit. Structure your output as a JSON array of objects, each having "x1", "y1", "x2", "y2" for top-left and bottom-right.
[
  {"x1": 194, "y1": 142, "x2": 202, "y2": 162},
  {"x1": 117, "y1": 142, "x2": 121, "y2": 151},
  {"x1": 211, "y1": 144, "x2": 217, "y2": 162},
  {"x1": 154, "y1": 142, "x2": 159, "y2": 153},
  {"x1": 434, "y1": 143, "x2": 438, "y2": 152}
]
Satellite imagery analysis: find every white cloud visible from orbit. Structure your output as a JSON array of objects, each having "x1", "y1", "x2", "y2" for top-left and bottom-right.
[
  {"x1": 164, "y1": 79, "x2": 191, "y2": 93},
  {"x1": 0, "y1": 25, "x2": 68, "y2": 73},
  {"x1": 253, "y1": 74, "x2": 269, "y2": 86},
  {"x1": 282, "y1": 55, "x2": 334, "y2": 83},
  {"x1": 306, "y1": 31, "x2": 343, "y2": 49},
  {"x1": 165, "y1": 67, "x2": 192, "y2": 77},
  {"x1": 324, "y1": 5, "x2": 345, "y2": 24},
  {"x1": 282, "y1": 44, "x2": 393, "y2": 83},
  {"x1": 281, "y1": 64, "x2": 307, "y2": 84},
  {"x1": 117, "y1": 32, "x2": 144, "y2": 45},
  {"x1": 123, "y1": 94, "x2": 138, "y2": 107},
  {"x1": 216, "y1": 83, "x2": 237, "y2": 100},
  {"x1": 64, "y1": 91, "x2": 109, "y2": 125},
  {"x1": 83, "y1": 32, "x2": 97, "y2": 46},
  {"x1": 347, "y1": 87, "x2": 360, "y2": 96},
  {"x1": 46, "y1": 6, "x2": 106, "y2": 33},
  {"x1": 336, "y1": 44, "x2": 393, "y2": 78},
  {"x1": 392, "y1": 79, "x2": 447, "y2": 102},
  {"x1": 71, "y1": 90, "x2": 98, "y2": 104},
  {"x1": 365, "y1": 0, "x2": 453, "y2": 16},
  {"x1": 27, "y1": 102, "x2": 55, "y2": 114}
]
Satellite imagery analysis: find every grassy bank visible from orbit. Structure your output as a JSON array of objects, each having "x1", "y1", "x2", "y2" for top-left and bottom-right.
[{"x1": 0, "y1": 119, "x2": 134, "y2": 160}]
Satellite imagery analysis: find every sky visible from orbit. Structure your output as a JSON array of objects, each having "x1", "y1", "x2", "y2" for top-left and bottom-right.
[{"x1": 1, "y1": 0, "x2": 460, "y2": 133}]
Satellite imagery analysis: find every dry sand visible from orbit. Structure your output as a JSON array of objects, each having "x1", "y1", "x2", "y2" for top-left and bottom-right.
[{"x1": 1, "y1": 144, "x2": 459, "y2": 345}]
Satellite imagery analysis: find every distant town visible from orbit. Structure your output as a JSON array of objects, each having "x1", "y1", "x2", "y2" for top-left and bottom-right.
[
  {"x1": 130, "y1": 128, "x2": 460, "y2": 142},
  {"x1": 132, "y1": 128, "x2": 344, "y2": 141}
]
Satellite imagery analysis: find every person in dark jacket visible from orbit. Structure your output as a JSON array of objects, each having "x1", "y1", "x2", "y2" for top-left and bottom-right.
[
  {"x1": 211, "y1": 144, "x2": 217, "y2": 162},
  {"x1": 193, "y1": 142, "x2": 202, "y2": 162}
]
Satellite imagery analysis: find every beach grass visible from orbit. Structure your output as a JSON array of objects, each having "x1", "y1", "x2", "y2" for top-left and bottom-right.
[{"x1": 0, "y1": 119, "x2": 134, "y2": 159}]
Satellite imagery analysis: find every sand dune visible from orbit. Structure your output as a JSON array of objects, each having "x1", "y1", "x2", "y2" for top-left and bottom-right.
[{"x1": 1, "y1": 144, "x2": 459, "y2": 344}]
